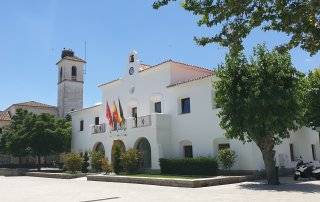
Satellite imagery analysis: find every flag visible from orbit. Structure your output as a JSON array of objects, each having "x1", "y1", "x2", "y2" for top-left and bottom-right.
[
  {"x1": 105, "y1": 101, "x2": 113, "y2": 129},
  {"x1": 112, "y1": 101, "x2": 120, "y2": 124},
  {"x1": 118, "y1": 98, "x2": 125, "y2": 127}
]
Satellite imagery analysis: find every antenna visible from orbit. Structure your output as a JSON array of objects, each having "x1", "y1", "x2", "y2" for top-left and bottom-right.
[{"x1": 84, "y1": 41, "x2": 87, "y2": 75}]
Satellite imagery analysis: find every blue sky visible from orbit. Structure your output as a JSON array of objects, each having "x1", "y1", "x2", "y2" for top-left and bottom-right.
[{"x1": 0, "y1": 0, "x2": 319, "y2": 110}]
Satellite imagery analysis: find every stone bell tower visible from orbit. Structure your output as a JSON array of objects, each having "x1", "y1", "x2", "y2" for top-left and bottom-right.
[{"x1": 56, "y1": 49, "x2": 86, "y2": 117}]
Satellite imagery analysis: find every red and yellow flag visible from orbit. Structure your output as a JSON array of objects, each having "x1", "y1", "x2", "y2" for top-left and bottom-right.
[{"x1": 105, "y1": 100, "x2": 113, "y2": 128}]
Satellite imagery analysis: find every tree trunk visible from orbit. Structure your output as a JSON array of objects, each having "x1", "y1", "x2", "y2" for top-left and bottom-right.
[
  {"x1": 37, "y1": 155, "x2": 41, "y2": 171},
  {"x1": 257, "y1": 137, "x2": 280, "y2": 185}
]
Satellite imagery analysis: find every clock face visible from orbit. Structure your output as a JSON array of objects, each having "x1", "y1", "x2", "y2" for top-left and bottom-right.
[{"x1": 129, "y1": 67, "x2": 134, "y2": 75}]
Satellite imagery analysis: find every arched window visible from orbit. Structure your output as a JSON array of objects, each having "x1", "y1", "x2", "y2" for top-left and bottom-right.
[
  {"x1": 71, "y1": 66, "x2": 77, "y2": 80},
  {"x1": 59, "y1": 67, "x2": 63, "y2": 82}
]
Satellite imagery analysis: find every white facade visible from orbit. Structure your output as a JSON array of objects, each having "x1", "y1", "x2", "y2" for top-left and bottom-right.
[{"x1": 71, "y1": 51, "x2": 320, "y2": 170}]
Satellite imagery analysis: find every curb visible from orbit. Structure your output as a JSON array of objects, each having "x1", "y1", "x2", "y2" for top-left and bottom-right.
[{"x1": 87, "y1": 175, "x2": 255, "y2": 188}]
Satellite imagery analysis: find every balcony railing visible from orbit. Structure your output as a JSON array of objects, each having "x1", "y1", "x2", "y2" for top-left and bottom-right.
[
  {"x1": 91, "y1": 123, "x2": 106, "y2": 134},
  {"x1": 132, "y1": 115, "x2": 152, "y2": 128}
]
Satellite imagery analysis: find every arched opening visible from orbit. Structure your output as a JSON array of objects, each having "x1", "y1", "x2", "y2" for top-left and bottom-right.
[
  {"x1": 129, "y1": 54, "x2": 134, "y2": 63},
  {"x1": 71, "y1": 66, "x2": 77, "y2": 80},
  {"x1": 111, "y1": 140, "x2": 126, "y2": 163},
  {"x1": 134, "y1": 137, "x2": 151, "y2": 169},
  {"x1": 93, "y1": 142, "x2": 105, "y2": 157},
  {"x1": 59, "y1": 67, "x2": 63, "y2": 82}
]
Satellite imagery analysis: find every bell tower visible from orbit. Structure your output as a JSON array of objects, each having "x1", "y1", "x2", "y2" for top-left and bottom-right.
[{"x1": 57, "y1": 49, "x2": 86, "y2": 117}]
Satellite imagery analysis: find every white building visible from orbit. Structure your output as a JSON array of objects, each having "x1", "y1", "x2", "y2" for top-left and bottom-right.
[{"x1": 71, "y1": 51, "x2": 320, "y2": 171}]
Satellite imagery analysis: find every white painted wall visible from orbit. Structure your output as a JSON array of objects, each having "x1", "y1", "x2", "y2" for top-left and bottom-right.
[{"x1": 71, "y1": 53, "x2": 320, "y2": 171}]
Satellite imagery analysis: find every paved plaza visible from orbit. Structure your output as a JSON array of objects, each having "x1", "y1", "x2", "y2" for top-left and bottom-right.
[{"x1": 0, "y1": 176, "x2": 319, "y2": 202}]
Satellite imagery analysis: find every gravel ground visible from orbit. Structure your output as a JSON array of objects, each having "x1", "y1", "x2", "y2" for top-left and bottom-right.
[{"x1": 0, "y1": 176, "x2": 319, "y2": 202}]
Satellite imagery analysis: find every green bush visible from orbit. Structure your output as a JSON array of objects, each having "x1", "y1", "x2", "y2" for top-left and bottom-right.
[
  {"x1": 81, "y1": 151, "x2": 89, "y2": 173},
  {"x1": 159, "y1": 157, "x2": 218, "y2": 176},
  {"x1": 63, "y1": 153, "x2": 83, "y2": 174},
  {"x1": 121, "y1": 149, "x2": 142, "y2": 174},
  {"x1": 100, "y1": 158, "x2": 113, "y2": 174},
  {"x1": 90, "y1": 151, "x2": 105, "y2": 172},
  {"x1": 112, "y1": 144, "x2": 123, "y2": 174},
  {"x1": 217, "y1": 149, "x2": 237, "y2": 171}
]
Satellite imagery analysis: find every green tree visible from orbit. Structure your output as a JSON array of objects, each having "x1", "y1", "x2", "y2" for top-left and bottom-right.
[
  {"x1": 153, "y1": 0, "x2": 320, "y2": 55},
  {"x1": 112, "y1": 144, "x2": 123, "y2": 174},
  {"x1": 90, "y1": 151, "x2": 105, "y2": 172},
  {"x1": 29, "y1": 113, "x2": 64, "y2": 170},
  {"x1": 0, "y1": 109, "x2": 71, "y2": 169},
  {"x1": 214, "y1": 45, "x2": 304, "y2": 184},
  {"x1": 217, "y1": 149, "x2": 237, "y2": 171},
  {"x1": 54, "y1": 117, "x2": 72, "y2": 153},
  {"x1": 304, "y1": 68, "x2": 320, "y2": 131},
  {"x1": 81, "y1": 151, "x2": 90, "y2": 173},
  {"x1": 0, "y1": 109, "x2": 34, "y2": 164},
  {"x1": 121, "y1": 149, "x2": 142, "y2": 174},
  {"x1": 63, "y1": 153, "x2": 83, "y2": 174}
]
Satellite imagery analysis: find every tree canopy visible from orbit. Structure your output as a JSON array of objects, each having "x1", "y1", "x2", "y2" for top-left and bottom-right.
[
  {"x1": 304, "y1": 68, "x2": 320, "y2": 130},
  {"x1": 214, "y1": 44, "x2": 304, "y2": 184},
  {"x1": 153, "y1": 0, "x2": 320, "y2": 55},
  {"x1": 0, "y1": 109, "x2": 71, "y2": 167}
]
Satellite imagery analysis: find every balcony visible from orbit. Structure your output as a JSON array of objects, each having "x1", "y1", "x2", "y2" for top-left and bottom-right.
[
  {"x1": 91, "y1": 123, "x2": 106, "y2": 134},
  {"x1": 132, "y1": 115, "x2": 152, "y2": 128}
]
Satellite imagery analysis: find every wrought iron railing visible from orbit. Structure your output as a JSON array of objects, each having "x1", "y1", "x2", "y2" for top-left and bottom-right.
[
  {"x1": 132, "y1": 115, "x2": 152, "y2": 128},
  {"x1": 91, "y1": 123, "x2": 106, "y2": 134}
]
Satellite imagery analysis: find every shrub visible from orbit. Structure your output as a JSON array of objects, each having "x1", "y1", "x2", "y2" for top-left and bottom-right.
[
  {"x1": 217, "y1": 149, "x2": 237, "y2": 171},
  {"x1": 63, "y1": 153, "x2": 83, "y2": 174},
  {"x1": 159, "y1": 157, "x2": 218, "y2": 176},
  {"x1": 81, "y1": 152, "x2": 89, "y2": 173},
  {"x1": 100, "y1": 158, "x2": 113, "y2": 174},
  {"x1": 112, "y1": 144, "x2": 123, "y2": 174},
  {"x1": 90, "y1": 151, "x2": 105, "y2": 172},
  {"x1": 121, "y1": 149, "x2": 142, "y2": 174}
]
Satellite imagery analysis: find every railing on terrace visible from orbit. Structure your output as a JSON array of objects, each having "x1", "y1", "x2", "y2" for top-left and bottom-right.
[
  {"x1": 132, "y1": 115, "x2": 152, "y2": 128},
  {"x1": 91, "y1": 123, "x2": 106, "y2": 134}
]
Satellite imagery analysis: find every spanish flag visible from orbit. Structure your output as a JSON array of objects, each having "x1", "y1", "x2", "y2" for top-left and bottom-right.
[{"x1": 112, "y1": 101, "x2": 121, "y2": 124}]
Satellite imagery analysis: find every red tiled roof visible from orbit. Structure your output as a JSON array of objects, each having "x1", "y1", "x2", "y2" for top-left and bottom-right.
[
  {"x1": 13, "y1": 101, "x2": 56, "y2": 108},
  {"x1": 167, "y1": 73, "x2": 214, "y2": 88},
  {"x1": 0, "y1": 111, "x2": 11, "y2": 121},
  {"x1": 139, "y1": 59, "x2": 213, "y2": 73},
  {"x1": 99, "y1": 60, "x2": 214, "y2": 87}
]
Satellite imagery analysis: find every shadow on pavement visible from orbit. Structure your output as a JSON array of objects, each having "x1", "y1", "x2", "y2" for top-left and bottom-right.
[
  {"x1": 240, "y1": 180, "x2": 320, "y2": 193},
  {"x1": 80, "y1": 197, "x2": 120, "y2": 202}
]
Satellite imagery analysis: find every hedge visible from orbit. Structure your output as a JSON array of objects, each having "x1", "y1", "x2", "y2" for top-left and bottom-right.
[{"x1": 159, "y1": 157, "x2": 218, "y2": 176}]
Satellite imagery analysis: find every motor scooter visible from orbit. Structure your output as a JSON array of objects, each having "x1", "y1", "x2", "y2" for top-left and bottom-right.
[{"x1": 294, "y1": 158, "x2": 320, "y2": 180}]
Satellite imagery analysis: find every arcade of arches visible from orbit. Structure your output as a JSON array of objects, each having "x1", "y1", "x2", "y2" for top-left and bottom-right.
[{"x1": 93, "y1": 138, "x2": 152, "y2": 170}]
